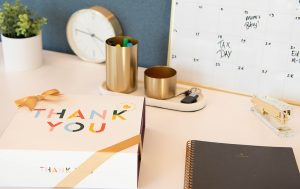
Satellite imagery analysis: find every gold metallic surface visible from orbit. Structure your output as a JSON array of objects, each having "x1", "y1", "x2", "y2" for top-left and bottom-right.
[
  {"x1": 106, "y1": 36, "x2": 138, "y2": 93},
  {"x1": 89, "y1": 6, "x2": 123, "y2": 36},
  {"x1": 251, "y1": 96, "x2": 291, "y2": 125},
  {"x1": 184, "y1": 140, "x2": 194, "y2": 189},
  {"x1": 144, "y1": 66, "x2": 177, "y2": 100}
]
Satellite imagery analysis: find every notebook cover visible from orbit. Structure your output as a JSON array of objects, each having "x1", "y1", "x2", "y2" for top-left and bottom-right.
[{"x1": 184, "y1": 140, "x2": 300, "y2": 189}]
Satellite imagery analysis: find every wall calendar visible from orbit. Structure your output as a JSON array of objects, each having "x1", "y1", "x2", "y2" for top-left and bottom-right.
[{"x1": 169, "y1": 0, "x2": 300, "y2": 103}]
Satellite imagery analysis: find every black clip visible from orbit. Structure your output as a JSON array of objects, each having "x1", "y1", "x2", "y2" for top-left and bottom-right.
[{"x1": 180, "y1": 88, "x2": 202, "y2": 104}]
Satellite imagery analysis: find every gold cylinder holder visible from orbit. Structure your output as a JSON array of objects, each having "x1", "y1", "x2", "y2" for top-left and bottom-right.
[
  {"x1": 106, "y1": 36, "x2": 138, "y2": 93},
  {"x1": 144, "y1": 66, "x2": 177, "y2": 100}
]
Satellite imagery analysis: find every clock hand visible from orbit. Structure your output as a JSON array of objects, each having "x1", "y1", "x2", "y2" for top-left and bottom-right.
[
  {"x1": 86, "y1": 28, "x2": 104, "y2": 43},
  {"x1": 76, "y1": 29, "x2": 104, "y2": 43},
  {"x1": 86, "y1": 28, "x2": 104, "y2": 55},
  {"x1": 75, "y1": 29, "x2": 93, "y2": 36},
  {"x1": 93, "y1": 35, "x2": 104, "y2": 43},
  {"x1": 90, "y1": 37, "x2": 104, "y2": 56}
]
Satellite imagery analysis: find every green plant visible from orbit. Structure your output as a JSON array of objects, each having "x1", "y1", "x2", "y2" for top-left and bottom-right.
[{"x1": 0, "y1": 0, "x2": 47, "y2": 38}]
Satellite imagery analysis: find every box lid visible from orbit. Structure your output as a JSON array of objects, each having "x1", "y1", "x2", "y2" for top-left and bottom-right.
[{"x1": 0, "y1": 95, "x2": 145, "y2": 152}]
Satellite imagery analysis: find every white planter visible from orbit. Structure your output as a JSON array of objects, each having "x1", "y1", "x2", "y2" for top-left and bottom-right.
[{"x1": 1, "y1": 34, "x2": 43, "y2": 72}]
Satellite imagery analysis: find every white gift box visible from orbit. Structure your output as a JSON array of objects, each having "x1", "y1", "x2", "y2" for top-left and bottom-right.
[{"x1": 0, "y1": 95, "x2": 145, "y2": 189}]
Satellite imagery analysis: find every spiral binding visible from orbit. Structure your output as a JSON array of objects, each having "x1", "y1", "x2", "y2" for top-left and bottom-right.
[{"x1": 184, "y1": 140, "x2": 195, "y2": 189}]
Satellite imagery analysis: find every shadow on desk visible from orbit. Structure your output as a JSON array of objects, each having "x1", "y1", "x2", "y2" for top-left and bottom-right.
[{"x1": 139, "y1": 128, "x2": 186, "y2": 188}]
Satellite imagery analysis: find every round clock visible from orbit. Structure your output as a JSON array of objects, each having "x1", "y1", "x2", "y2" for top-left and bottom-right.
[{"x1": 66, "y1": 6, "x2": 123, "y2": 63}]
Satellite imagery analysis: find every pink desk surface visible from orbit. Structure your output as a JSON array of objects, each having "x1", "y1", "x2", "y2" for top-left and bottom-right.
[{"x1": 0, "y1": 47, "x2": 299, "y2": 189}]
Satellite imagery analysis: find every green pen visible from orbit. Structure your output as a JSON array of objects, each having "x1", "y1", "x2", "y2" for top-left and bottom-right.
[{"x1": 123, "y1": 38, "x2": 129, "y2": 47}]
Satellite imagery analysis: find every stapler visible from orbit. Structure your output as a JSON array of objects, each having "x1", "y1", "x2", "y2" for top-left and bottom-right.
[{"x1": 251, "y1": 95, "x2": 293, "y2": 137}]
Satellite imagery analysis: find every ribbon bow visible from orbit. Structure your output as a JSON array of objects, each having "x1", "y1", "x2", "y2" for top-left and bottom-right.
[{"x1": 15, "y1": 89, "x2": 62, "y2": 111}]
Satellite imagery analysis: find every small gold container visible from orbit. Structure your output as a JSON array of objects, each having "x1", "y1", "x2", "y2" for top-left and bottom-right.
[
  {"x1": 106, "y1": 36, "x2": 138, "y2": 93},
  {"x1": 144, "y1": 66, "x2": 177, "y2": 100}
]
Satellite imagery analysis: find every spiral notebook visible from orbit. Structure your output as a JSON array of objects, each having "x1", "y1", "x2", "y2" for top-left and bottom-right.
[{"x1": 184, "y1": 140, "x2": 300, "y2": 189}]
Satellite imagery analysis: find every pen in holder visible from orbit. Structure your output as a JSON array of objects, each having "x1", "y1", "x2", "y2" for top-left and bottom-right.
[{"x1": 106, "y1": 36, "x2": 138, "y2": 93}]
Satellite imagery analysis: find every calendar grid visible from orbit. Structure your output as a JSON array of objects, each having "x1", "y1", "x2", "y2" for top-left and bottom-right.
[{"x1": 169, "y1": 0, "x2": 300, "y2": 104}]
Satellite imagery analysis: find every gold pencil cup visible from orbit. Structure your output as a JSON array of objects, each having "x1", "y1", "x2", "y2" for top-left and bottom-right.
[
  {"x1": 144, "y1": 66, "x2": 177, "y2": 100},
  {"x1": 106, "y1": 36, "x2": 138, "y2": 93}
]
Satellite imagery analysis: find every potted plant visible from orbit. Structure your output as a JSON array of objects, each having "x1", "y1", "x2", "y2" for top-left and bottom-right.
[{"x1": 0, "y1": 0, "x2": 47, "y2": 71}]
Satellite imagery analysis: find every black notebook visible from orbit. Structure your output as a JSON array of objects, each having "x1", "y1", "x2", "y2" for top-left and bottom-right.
[{"x1": 184, "y1": 140, "x2": 300, "y2": 189}]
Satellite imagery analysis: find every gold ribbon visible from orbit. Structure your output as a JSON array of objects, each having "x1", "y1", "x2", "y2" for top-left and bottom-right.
[
  {"x1": 15, "y1": 89, "x2": 62, "y2": 110},
  {"x1": 55, "y1": 134, "x2": 142, "y2": 188}
]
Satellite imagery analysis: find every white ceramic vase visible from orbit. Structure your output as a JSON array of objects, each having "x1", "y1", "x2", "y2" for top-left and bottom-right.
[{"x1": 1, "y1": 34, "x2": 43, "y2": 72}]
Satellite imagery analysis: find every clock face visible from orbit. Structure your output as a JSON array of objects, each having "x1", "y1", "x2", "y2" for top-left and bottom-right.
[{"x1": 67, "y1": 8, "x2": 119, "y2": 63}]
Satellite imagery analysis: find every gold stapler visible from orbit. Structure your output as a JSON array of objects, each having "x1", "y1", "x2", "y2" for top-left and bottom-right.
[{"x1": 251, "y1": 95, "x2": 293, "y2": 136}]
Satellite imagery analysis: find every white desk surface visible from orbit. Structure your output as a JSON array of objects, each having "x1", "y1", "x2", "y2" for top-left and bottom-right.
[{"x1": 0, "y1": 48, "x2": 299, "y2": 189}]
